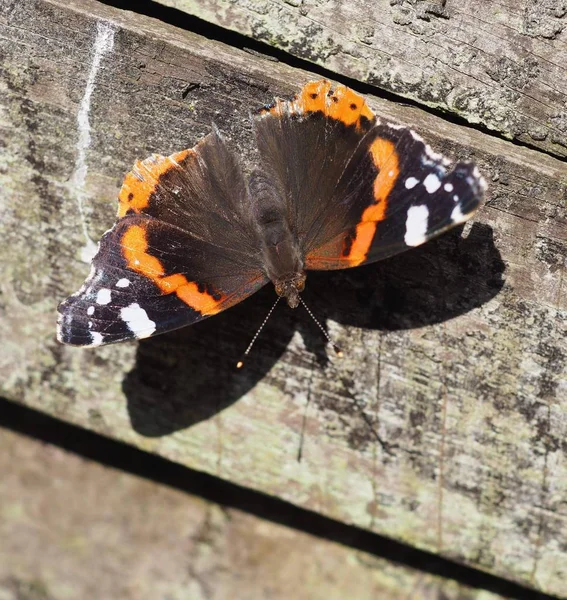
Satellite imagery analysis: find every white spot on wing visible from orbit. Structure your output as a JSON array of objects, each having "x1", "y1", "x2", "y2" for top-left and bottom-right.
[
  {"x1": 387, "y1": 122, "x2": 406, "y2": 130},
  {"x1": 444, "y1": 183, "x2": 454, "y2": 192},
  {"x1": 405, "y1": 177, "x2": 419, "y2": 189},
  {"x1": 96, "y1": 288, "x2": 112, "y2": 305},
  {"x1": 410, "y1": 130, "x2": 424, "y2": 143},
  {"x1": 89, "y1": 332, "x2": 104, "y2": 346},
  {"x1": 405, "y1": 205, "x2": 429, "y2": 246},
  {"x1": 451, "y1": 204, "x2": 466, "y2": 223},
  {"x1": 116, "y1": 278, "x2": 130, "y2": 288},
  {"x1": 424, "y1": 143, "x2": 449, "y2": 165},
  {"x1": 87, "y1": 305, "x2": 95, "y2": 315},
  {"x1": 423, "y1": 173, "x2": 441, "y2": 194},
  {"x1": 408, "y1": 128, "x2": 451, "y2": 167},
  {"x1": 120, "y1": 303, "x2": 156, "y2": 339}
]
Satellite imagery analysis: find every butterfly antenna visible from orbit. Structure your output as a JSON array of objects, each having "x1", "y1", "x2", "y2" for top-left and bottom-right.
[
  {"x1": 299, "y1": 297, "x2": 343, "y2": 357},
  {"x1": 236, "y1": 296, "x2": 281, "y2": 369}
]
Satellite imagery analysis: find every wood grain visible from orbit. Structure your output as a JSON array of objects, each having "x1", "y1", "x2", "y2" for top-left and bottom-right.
[
  {"x1": 158, "y1": 0, "x2": 567, "y2": 159},
  {"x1": 1, "y1": 0, "x2": 566, "y2": 595},
  {"x1": 3, "y1": 426, "x2": 515, "y2": 600}
]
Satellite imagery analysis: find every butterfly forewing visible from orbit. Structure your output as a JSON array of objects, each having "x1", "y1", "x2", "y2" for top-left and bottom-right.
[
  {"x1": 305, "y1": 123, "x2": 486, "y2": 269},
  {"x1": 58, "y1": 132, "x2": 267, "y2": 347}
]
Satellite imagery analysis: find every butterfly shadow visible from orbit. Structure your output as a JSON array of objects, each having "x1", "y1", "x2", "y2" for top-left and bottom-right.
[{"x1": 123, "y1": 222, "x2": 505, "y2": 436}]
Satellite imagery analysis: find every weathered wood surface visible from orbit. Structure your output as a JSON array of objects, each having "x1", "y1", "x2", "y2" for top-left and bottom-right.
[
  {"x1": 3, "y1": 426, "x2": 512, "y2": 600},
  {"x1": 1, "y1": 0, "x2": 567, "y2": 595},
  {"x1": 159, "y1": 0, "x2": 567, "y2": 159}
]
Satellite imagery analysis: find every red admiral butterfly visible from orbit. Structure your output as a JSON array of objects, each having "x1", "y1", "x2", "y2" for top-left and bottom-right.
[{"x1": 57, "y1": 80, "x2": 486, "y2": 348}]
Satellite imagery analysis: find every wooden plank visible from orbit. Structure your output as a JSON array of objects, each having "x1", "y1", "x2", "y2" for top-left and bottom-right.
[
  {"x1": 0, "y1": 425, "x2": 512, "y2": 600},
  {"x1": 156, "y1": 0, "x2": 567, "y2": 160},
  {"x1": 0, "y1": 0, "x2": 566, "y2": 596}
]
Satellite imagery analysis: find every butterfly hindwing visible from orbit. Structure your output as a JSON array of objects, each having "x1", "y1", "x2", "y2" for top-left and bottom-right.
[
  {"x1": 254, "y1": 80, "x2": 378, "y2": 254},
  {"x1": 58, "y1": 132, "x2": 268, "y2": 347}
]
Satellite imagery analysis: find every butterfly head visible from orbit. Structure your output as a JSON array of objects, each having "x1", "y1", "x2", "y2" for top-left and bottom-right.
[{"x1": 274, "y1": 272, "x2": 306, "y2": 309}]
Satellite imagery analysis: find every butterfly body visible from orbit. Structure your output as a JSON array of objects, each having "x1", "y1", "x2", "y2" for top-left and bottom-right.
[
  {"x1": 247, "y1": 168, "x2": 306, "y2": 308},
  {"x1": 57, "y1": 80, "x2": 486, "y2": 347}
]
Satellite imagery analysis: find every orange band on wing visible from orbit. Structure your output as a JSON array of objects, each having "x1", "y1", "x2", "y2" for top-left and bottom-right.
[
  {"x1": 121, "y1": 224, "x2": 225, "y2": 315},
  {"x1": 260, "y1": 80, "x2": 375, "y2": 131},
  {"x1": 325, "y1": 84, "x2": 375, "y2": 128},
  {"x1": 295, "y1": 80, "x2": 331, "y2": 114},
  {"x1": 367, "y1": 138, "x2": 399, "y2": 217},
  {"x1": 117, "y1": 149, "x2": 192, "y2": 218},
  {"x1": 306, "y1": 138, "x2": 400, "y2": 269},
  {"x1": 344, "y1": 138, "x2": 400, "y2": 266}
]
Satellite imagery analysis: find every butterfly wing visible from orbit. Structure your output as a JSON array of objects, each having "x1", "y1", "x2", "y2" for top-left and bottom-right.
[
  {"x1": 254, "y1": 80, "x2": 377, "y2": 254},
  {"x1": 305, "y1": 124, "x2": 486, "y2": 269},
  {"x1": 58, "y1": 130, "x2": 268, "y2": 347},
  {"x1": 254, "y1": 80, "x2": 485, "y2": 271}
]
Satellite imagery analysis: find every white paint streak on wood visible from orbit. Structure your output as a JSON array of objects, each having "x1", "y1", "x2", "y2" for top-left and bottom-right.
[{"x1": 69, "y1": 21, "x2": 115, "y2": 263}]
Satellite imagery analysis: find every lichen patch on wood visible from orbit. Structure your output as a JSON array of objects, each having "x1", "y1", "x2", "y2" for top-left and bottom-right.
[
  {"x1": 160, "y1": 0, "x2": 567, "y2": 159},
  {"x1": 0, "y1": 0, "x2": 566, "y2": 596}
]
